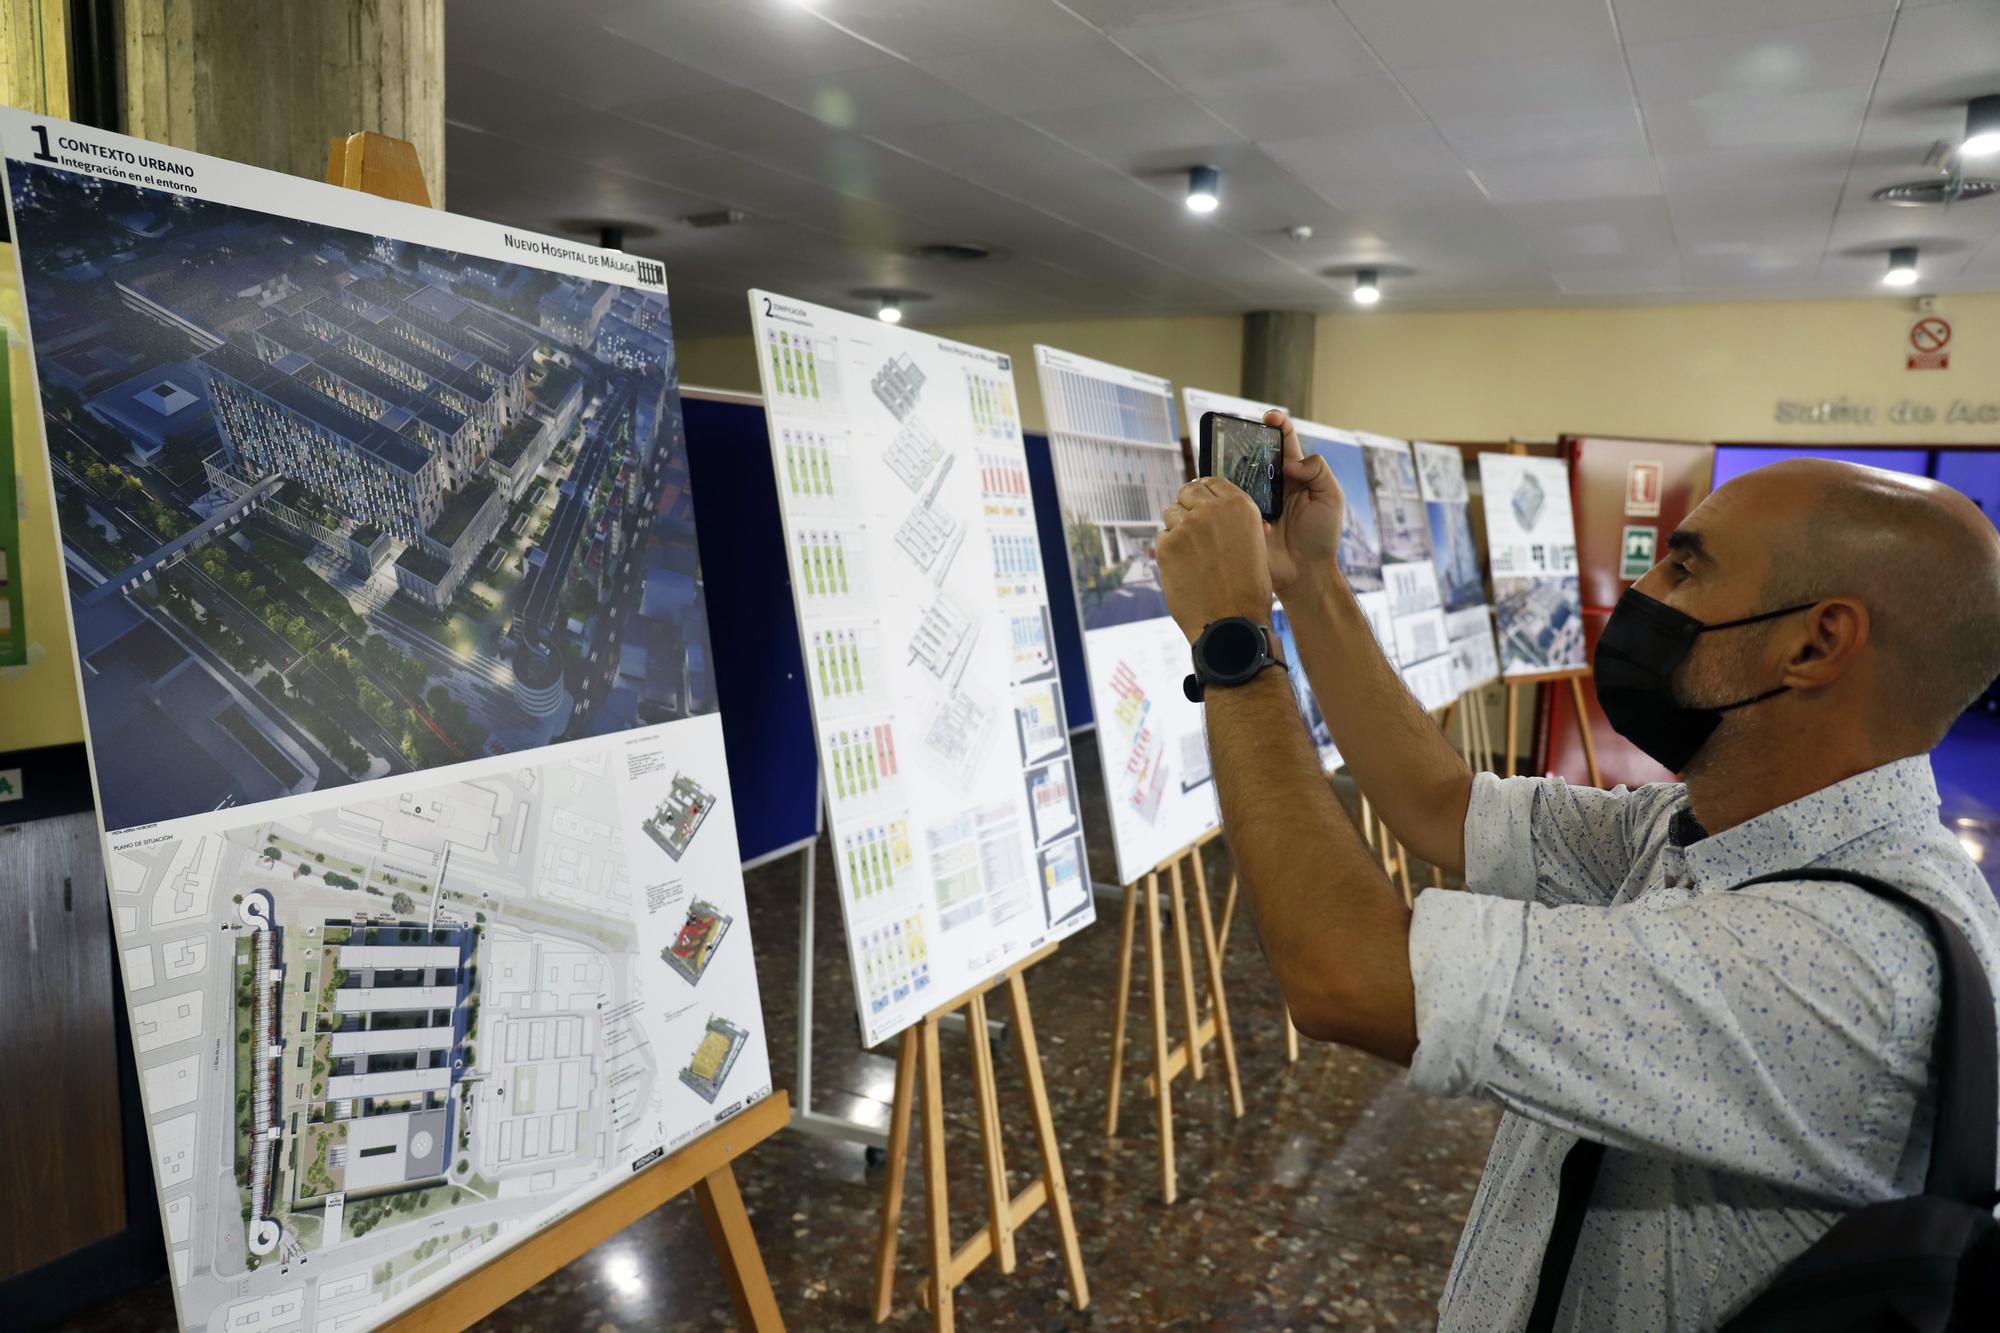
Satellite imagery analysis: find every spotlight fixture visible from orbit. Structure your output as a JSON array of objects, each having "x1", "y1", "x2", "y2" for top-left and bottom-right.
[
  {"x1": 1883, "y1": 246, "x2": 1919, "y2": 287},
  {"x1": 599, "y1": 225, "x2": 625, "y2": 252},
  {"x1": 877, "y1": 294, "x2": 903, "y2": 324},
  {"x1": 1353, "y1": 268, "x2": 1381, "y2": 305},
  {"x1": 1963, "y1": 94, "x2": 2000, "y2": 158},
  {"x1": 1186, "y1": 165, "x2": 1220, "y2": 214}
]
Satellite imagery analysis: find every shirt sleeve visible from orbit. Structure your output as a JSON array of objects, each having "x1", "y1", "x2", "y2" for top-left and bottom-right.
[
  {"x1": 1461, "y1": 771, "x2": 1669, "y2": 908},
  {"x1": 1405, "y1": 882, "x2": 1934, "y2": 1203}
]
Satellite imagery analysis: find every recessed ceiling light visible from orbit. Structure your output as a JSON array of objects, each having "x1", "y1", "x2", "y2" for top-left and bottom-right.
[
  {"x1": 850, "y1": 287, "x2": 928, "y2": 324},
  {"x1": 913, "y1": 242, "x2": 993, "y2": 263},
  {"x1": 877, "y1": 295, "x2": 902, "y2": 324},
  {"x1": 1883, "y1": 246, "x2": 1919, "y2": 286},
  {"x1": 1353, "y1": 268, "x2": 1381, "y2": 305},
  {"x1": 1186, "y1": 165, "x2": 1220, "y2": 215},
  {"x1": 1963, "y1": 94, "x2": 2000, "y2": 158}
]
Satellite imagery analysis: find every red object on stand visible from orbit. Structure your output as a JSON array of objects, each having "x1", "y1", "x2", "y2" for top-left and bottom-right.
[{"x1": 1543, "y1": 436, "x2": 1716, "y2": 788}]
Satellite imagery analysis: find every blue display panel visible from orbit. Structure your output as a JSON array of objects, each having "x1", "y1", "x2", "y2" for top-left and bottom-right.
[
  {"x1": 1713, "y1": 445, "x2": 1930, "y2": 484},
  {"x1": 683, "y1": 392, "x2": 820, "y2": 863},
  {"x1": 1024, "y1": 431, "x2": 1094, "y2": 730}
]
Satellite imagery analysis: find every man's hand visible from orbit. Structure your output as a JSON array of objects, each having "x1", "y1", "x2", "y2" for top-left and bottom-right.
[
  {"x1": 1159, "y1": 476, "x2": 1275, "y2": 642},
  {"x1": 1263, "y1": 408, "x2": 1345, "y2": 597}
]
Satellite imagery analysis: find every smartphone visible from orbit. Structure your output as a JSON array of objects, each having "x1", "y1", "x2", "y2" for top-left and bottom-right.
[{"x1": 1198, "y1": 411, "x2": 1285, "y2": 522}]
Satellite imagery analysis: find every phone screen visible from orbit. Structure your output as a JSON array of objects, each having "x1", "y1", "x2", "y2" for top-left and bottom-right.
[{"x1": 1206, "y1": 413, "x2": 1283, "y2": 518}]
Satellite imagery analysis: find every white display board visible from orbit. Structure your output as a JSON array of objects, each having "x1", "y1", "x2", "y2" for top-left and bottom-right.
[
  {"x1": 3, "y1": 110, "x2": 769, "y2": 1332},
  {"x1": 1357, "y1": 431, "x2": 1458, "y2": 710},
  {"x1": 1476, "y1": 453, "x2": 1586, "y2": 677},
  {"x1": 1413, "y1": 440, "x2": 1501, "y2": 693},
  {"x1": 756, "y1": 298, "x2": 1093, "y2": 1046},
  {"x1": 1029, "y1": 347, "x2": 1221, "y2": 884}
]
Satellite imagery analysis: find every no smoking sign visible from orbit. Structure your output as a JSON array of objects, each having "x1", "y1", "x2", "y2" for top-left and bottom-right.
[{"x1": 1908, "y1": 315, "x2": 1951, "y2": 370}]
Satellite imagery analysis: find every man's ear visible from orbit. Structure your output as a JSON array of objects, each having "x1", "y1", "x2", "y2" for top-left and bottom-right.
[{"x1": 1781, "y1": 597, "x2": 1868, "y2": 688}]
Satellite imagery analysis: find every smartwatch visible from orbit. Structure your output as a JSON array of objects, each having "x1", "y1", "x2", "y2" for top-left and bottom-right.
[{"x1": 1183, "y1": 616, "x2": 1284, "y2": 702}]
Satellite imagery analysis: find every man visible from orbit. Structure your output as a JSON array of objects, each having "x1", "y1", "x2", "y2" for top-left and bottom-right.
[{"x1": 1155, "y1": 412, "x2": 2000, "y2": 1332}]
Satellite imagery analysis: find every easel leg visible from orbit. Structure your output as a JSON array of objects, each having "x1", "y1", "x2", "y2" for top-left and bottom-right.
[
  {"x1": 1144, "y1": 871, "x2": 1176, "y2": 1204},
  {"x1": 965, "y1": 991, "x2": 1015, "y2": 1274},
  {"x1": 872, "y1": 1028, "x2": 919, "y2": 1323},
  {"x1": 1105, "y1": 881, "x2": 1137, "y2": 1137},
  {"x1": 920, "y1": 1016, "x2": 953, "y2": 1331},
  {"x1": 1007, "y1": 969, "x2": 1089, "y2": 1310},
  {"x1": 1395, "y1": 841, "x2": 1413, "y2": 907},
  {"x1": 1188, "y1": 852, "x2": 1243, "y2": 1118},
  {"x1": 1216, "y1": 864, "x2": 1239, "y2": 952},
  {"x1": 1283, "y1": 1005, "x2": 1301, "y2": 1063},
  {"x1": 695, "y1": 1162, "x2": 786, "y2": 1333},
  {"x1": 1504, "y1": 682, "x2": 1520, "y2": 778},
  {"x1": 1167, "y1": 857, "x2": 1204, "y2": 1083},
  {"x1": 1568, "y1": 674, "x2": 1603, "y2": 787}
]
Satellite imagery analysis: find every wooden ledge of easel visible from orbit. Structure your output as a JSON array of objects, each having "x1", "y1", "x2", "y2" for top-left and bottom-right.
[
  {"x1": 1501, "y1": 665, "x2": 1603, "y2": 787},
  {"x1": 382, "y1": 1090, "x2": 790, "y2": 1332},
  {"x1": 326, "y1": 130, "x2": 432, "y2": 205}
]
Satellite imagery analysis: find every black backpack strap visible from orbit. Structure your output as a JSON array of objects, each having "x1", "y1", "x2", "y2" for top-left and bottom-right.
[
  {"x1": 1524, "y1": 866, "x2": 1998, "y2": 1333},
  {"x1": 1524, "y1": 1138, "x2": 1606, "y2": 1333},
  {"x1": 1734, "y1": 868, "x2": 1997, "y2": 1205}
]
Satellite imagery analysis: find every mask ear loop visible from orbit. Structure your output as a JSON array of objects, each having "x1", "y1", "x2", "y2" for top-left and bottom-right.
[
  {"x1": 1710, "y1": 683, "x2": 1790, "y2": 713},
  {"x1": 1696, "y1": 602, "x2": 1817, "y2": 634}
]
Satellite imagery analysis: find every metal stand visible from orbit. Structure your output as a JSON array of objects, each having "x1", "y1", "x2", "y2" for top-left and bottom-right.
[{"x1": 788, "y1": 772, "x2": 891, "y2": 1153}]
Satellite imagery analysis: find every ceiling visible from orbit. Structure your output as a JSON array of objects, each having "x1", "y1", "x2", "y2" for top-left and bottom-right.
[{"x1": 444, "y1": 0, "x2": 2000, "y2": 337}]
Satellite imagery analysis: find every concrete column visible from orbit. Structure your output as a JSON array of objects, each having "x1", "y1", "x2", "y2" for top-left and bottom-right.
[
  {"x1": 116, "y1": 0, "x2": 444, "y2": 201},
  {"x1": 1242, "y1": 310, "x2": 1315, "y2": 417},
  {"x1": 1, "y1": 0, "x2": 70, "y2": 116}
]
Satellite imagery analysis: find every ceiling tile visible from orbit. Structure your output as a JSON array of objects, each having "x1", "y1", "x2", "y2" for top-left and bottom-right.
[
  {"x1": 1611, "y1": 0, "x2": 1894, "y2": 47},
  {"x1": 1065, "y1": 0, "x2": 1301, "y2": 27},
  {"x1": 602, "y1": 0, "x2": 901, "y2": 86},
  {"x1": 1879, "y1": 0, "x2": 2000, "y2": 85},
  {"x1": 756, "y1": 65, "x2": 999, "y2": 135},
  {"x1": 1334, "y1": 0, "x2": 1620, "y2": 71},
  {"x1": 1107, "y1": 1, "x2": 1379, "y2": 96},
  {"x1": 1195, "y1": 65, "x2": 1423, "y2": 142},
  {"x1": 1625, "y1": 13, "x2": 1895, "y2": 102},
  {"x1": 1476, "y1": 156, "x2": 1664, "y2": 205},
  {"x1": 1026, "y1": 96, "x2": 1242, "y2": 160},
  {"x1": 1644, "y1": 88, "x2": 1873, "y2": 155},
  {"x1": 814, "y1": 0, "x2": 1092, "y2": 58},
  {"x1": 922, "y1": 33, "x2": 1173, "y2": 114}
]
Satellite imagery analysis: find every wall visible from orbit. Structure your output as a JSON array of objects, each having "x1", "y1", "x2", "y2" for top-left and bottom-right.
[
  {"x1": 679, "y1": 312, "x2": 1245, "y2": 433},
  {"x1": 1314, "y1": 294, "x2": 2000, "y2": 446}
]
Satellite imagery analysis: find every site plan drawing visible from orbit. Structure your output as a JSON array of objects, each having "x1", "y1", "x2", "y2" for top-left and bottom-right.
[
  {"x1": 1029, "y1": 347, "x2": 1222, "y2": 882},
  {"x1": 2, "y1": 110, "x2": 771, "y2": 1333},
  {"x1": 756, "y1": 295, "x2": 1093, "y2": 1046},
  {"x1": 1477, "y1": 451, "x2": 1586, "y2": 677}
]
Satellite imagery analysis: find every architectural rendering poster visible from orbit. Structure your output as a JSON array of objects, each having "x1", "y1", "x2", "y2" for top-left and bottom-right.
[
  {"x1": 1413, "y1": 440, "x2": 1499, "y2": 694},
  {"x1": 1033, "y1": 345, "x2": 1218, "y2": 882},
  {"x1": 1358, "y1": 432, "x2": 1456, "y2": 709},
  {"x1": 1476, "y1": 452, "x2": 1586, "y2": 677},
  {"x1": 1281, "y1": 415, "x2": 1396, "y2": 774},
  {"x1": 1, "y1": 110, "x2": 770, "y2": 1332},
  {"x1": 753, "y1": 294, "x2": 1093, "y2": 1046}
]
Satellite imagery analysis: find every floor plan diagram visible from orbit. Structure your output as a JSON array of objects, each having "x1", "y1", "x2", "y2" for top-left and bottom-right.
[{"x1": 103, "y1": 719, "x2": 767, "y2": 1332}]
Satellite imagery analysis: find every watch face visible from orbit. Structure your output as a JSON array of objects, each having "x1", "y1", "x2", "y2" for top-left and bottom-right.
[{"x1": 1201, "y1": 618, "x2": 1263, "y2": 681}]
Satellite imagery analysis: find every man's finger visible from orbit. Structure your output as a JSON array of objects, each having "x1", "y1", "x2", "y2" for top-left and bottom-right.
[{"x1": 1268, "y1": 408, "x2": 1304, "y2": 465}]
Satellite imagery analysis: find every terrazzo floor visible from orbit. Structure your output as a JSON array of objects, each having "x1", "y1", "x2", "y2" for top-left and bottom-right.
[{"x1": 62, "y1": 743, "x2": 1499, "y2": 1332}]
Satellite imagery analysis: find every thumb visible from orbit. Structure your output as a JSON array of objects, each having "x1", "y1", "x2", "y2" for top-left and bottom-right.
[{"x1": 1284, "y1": 453, "x2": 1332, "y2": 490}]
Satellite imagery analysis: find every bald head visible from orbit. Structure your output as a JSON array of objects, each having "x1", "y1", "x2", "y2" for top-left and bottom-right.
[{"x1": 1750, "y1": 457, "x2": 2000, "y2": 748}]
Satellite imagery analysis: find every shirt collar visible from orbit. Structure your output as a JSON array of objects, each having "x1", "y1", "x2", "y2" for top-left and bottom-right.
[{"x1": 1678, "y1": 755, "x2": 1941, "y2": 893}]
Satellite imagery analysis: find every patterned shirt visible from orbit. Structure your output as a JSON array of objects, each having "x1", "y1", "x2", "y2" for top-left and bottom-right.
[{"x1": 1407, "y1": 756, "x2": 2000, "y2": 1331}]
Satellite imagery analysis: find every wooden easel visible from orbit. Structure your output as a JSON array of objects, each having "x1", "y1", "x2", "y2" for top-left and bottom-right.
[
  {"x1": 1493, "y1": 443, "x2": 1602, "y2": 787},
  {"x1": 1503, "y1": 667, "x2": 1601, "y2": 785},
  {"x1": 872, "y1": 944, "x2": 1088, "y2": 1331},
  {"x1": 1105, "y1": 830, "x2": 1245, "y2": 1204},
  {"x1": 384, "y1": 1093, "x2": 791, "y2": 1332},
  {"x1": 328, "y1": 131, "x2": 788, "y2": 1333}
]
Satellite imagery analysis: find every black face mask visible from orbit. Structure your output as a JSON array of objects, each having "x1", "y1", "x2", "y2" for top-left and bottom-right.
[{"x1": 1593, "y1": 588, "x2": 1814, "y2": 773}]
